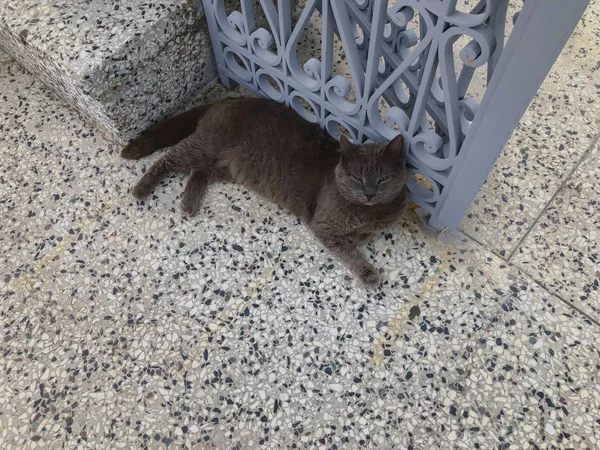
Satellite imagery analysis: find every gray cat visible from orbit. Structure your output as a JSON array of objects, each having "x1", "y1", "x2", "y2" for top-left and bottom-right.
[{"x1": 122, "y1": 97, "x2": 408, "y2": 286}]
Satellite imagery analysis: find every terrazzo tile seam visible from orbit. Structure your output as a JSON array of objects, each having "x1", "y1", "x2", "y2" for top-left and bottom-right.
[
  {"x1": 440, "y1": 225, "x2": 600, "y2": 329},
  {"x1": 453, "y1": 293, "x2": 522, "y2": 372},
  {"x1": 505, "y1": 131, "x2": 600, "y2": 262},
  {"x1": 458, "y1": 227, "x2": 505, "y2": 261},
  {"x1": 508, "y1": 263, "x2": 600, "y2": 327}
]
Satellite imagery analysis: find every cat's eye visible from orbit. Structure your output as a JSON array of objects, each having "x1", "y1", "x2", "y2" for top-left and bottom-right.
[
  {"x1": 379, "y1": 176, "x2": 390, "y2": 183},
  {"x1": 351, "y1": 175, "x2": 362, "y2": 183}
]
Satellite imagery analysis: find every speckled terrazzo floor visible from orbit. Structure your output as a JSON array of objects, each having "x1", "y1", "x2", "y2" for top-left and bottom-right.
[
  {"x1": 459, "y1": 1, "x2": 600, "y2": 323},
  {"x1": 459, "y1": 4, "x2": 600, "y2": 255},
  {"x1": 2, "y1": 11, "x2": 600, "y2": 449},
  {"x1": 0, "y1": 0, "x2": 217, "y2": 141}
]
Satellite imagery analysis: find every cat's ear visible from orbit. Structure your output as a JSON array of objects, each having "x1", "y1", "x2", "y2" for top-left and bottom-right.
[
  {"x1": 382, "y1": 134, "x2": 405, "y2": 161},
  {"x1": 339, "y1": 135, "x2": 357, "y2": 156}
]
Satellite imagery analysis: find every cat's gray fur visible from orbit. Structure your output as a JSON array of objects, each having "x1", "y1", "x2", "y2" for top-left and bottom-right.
[{"x1": 122, "y1": 97, "x2": 408, "y2": 286}]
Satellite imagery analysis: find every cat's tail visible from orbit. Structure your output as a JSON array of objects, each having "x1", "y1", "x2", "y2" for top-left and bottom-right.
[{"x1": 121, "y1": 99, "x2": 227, "y2": 159}]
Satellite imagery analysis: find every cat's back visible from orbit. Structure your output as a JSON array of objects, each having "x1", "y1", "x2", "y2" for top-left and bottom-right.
[
  {"x1": 205, "y1": 97, "x2": 337, "y2": 155},
  {"x1": 202, "y1": 97, "x2": 341, "y2": 220}
]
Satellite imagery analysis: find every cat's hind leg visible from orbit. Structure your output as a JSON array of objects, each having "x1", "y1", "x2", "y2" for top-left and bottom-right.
[
  {"x1": 181, "y1": 167, "x2": 232, "y2": 216},
  {"x1": 132, "y1": 134, "x2": 201, "y2": 198},
  {"x1": 132, "y1": 155, "x2": 175, "y2": 198},
  {"x1": 181, "y1": 171, "x2": 210, "y2": 216}
]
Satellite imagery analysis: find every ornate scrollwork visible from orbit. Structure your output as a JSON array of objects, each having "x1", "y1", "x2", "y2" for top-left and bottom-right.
[
  {"x1": 325, "y1": 115, "x2": 358, "y2": 141},
  {"x1": 289, "y1": 91, "x2": 320, "y2": 123},
  {"x1": 250, "y1": 28, "x2": 281, "y2": 66},
  {"x1": 256, "y1": 70, "x2": 285, "y2": 102},
  {"x1": 203, "y1": 0, "x2": 513, "y2": 216}
]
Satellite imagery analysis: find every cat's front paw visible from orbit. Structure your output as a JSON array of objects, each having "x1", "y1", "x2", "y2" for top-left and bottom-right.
[
  {"x1": 181, "y1": 197, "x2": 200, "y2": 217},
  {"x1": 132, "y1": 181, "x2": 153, "y2": 199},
  {"x1": 357, "y1": 264, "x2": 381, "y2": 288}
]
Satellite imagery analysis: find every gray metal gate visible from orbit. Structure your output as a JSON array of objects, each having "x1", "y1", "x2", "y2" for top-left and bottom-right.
[{"x1": 199, "y1": 0, "x2": 589, "y2": 231}]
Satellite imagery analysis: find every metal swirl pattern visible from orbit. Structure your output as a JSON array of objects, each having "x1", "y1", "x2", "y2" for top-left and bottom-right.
[{"x1": 202, "y1": 0, "x2": 514, "y2": 220}]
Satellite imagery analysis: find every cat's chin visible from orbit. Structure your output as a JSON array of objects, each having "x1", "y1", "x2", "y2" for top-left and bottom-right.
[
  {"x1": 356, "y1": 198, "x2": 381, "y2": 206},
  {"x1": 340, "y1": 194, "x2": 372, "y2": 206}
]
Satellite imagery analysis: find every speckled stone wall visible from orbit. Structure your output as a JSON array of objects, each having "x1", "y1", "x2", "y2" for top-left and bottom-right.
[{"x1": 0, "y1": 0, "x2": 218, "y2": 144}]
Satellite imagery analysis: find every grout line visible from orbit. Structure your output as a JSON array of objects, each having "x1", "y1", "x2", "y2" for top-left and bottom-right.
[
  {"x1": 507, "y1": 131, "x2": 600, "y2": 262},
  {"x1": 463, "y1": 222, "x2": 600, "y2": 327},
  {"x1": 459, "y1": 202, "x2": 600, "y2": 327},
  {"x1": 459, "y1": 228, "x2": 506, "y2": 261},
  {"x1": 508, "y1": 263, "x2": 600, "y2": 327}
]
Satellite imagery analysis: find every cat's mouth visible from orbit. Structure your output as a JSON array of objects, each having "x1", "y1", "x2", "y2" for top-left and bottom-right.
[{"x1": 361, "y1": 196, "x2": 379, "y2": 206}]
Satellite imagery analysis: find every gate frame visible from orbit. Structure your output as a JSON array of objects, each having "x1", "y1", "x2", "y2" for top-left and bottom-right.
[{"x1": 199, "y1": 0, "x2": 590, "y2": 231}]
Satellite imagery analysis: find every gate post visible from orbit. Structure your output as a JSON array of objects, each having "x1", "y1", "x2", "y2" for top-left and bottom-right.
[
  {"x1": 199, "y1": 0, "x2": 589, "y2": 231},
  {"x1": 428, "y1": 0, "x2": 590, "y2": 230}
]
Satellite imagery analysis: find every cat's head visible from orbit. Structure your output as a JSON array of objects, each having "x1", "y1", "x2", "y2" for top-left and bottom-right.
[{"x1": 335, "y1": 134, "x2": 407, "y2": 205}]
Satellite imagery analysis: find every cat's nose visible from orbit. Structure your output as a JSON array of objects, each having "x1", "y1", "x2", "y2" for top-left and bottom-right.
[{"x1": 365, "y1": 194, "x2": 375, "y2": 201}]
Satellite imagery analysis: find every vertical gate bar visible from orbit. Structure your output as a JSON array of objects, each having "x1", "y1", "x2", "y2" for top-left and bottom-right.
[
  {"x1": 456, "y1": 66, "x2": 475, "y2": 100},
  {"x1": 429, "y1": 0, "x2": 590, "y2": 230},
  {"x1": 362, "y1": 0, "x2": 388, "y2": 98},
  {"x1": 438, "y1": 42, "x2": 462, "y2": 155},
  {"x1": 240, "y1": 0, "x2": 256, "y2": 36},
  {"x1": 360, "y1": 0, "x2": 387, "y2": 142},
  {"x1": 278, "y1": 0, "x2": 292, "y2": 45},
  {"x1": 406, "y1": 42, "x2": 438, "y2": 137},
  {"x1": 406, "y1": 1, "x2": 454, "y2": 138},
  {"x1": 258, "y1": 0, "x2": 281, "y2": 42},
  {"x1": 487, "y1": 0, "x2": 510, "y2": 82},
  {"x1": 329, "y1": 2, "x2": 366, "y2": 99},
  {"x1": 320, "y1": 0, "x2": 334, "y2": 123}
]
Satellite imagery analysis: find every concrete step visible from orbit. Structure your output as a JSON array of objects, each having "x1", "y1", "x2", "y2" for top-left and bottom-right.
[{"x1": 0, "y1": 0, "x2": 218, "y2": 143}]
